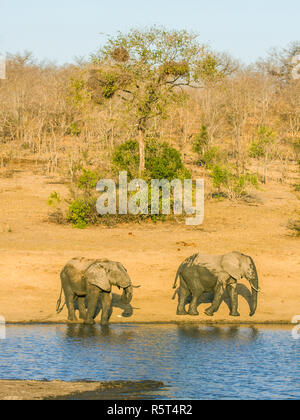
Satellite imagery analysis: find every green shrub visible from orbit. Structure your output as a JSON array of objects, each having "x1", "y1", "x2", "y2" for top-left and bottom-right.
[
  {"x1": 192, "y1": 126, "x2": 223, "y2": 168},
  {"x1": 47, "y1": 191, "x2": 61, "y2": 207},
  {"x1": 211, "y1": 165, "x2": 231, "y2": 190},
  {"x1": 77, "y1": 168, "x2": 99, "y2": 191},
  {"x1": 47, "y1": 192, "x2": 65, "y2": 224},
  {"x1": 145, "y1": 140, "x2": 191, "y2": 181},
  {"x1": 249, "y1": 126, "x2": 276, "y2": 159},
  {"x1": 112, "y1": 139, "x2": 190, "y2": 181},
  {"x1": 211, "y1": 164, "x2": 258, "y2": 199},
  {"x1": 112, "y1": 140, "x2": 140, "y2": 180},
  {"x1": 68, "y1": 122, "x2": 81, "y2": 136},
  {"x1": 197, "y1": 146, "x2": 221, "y2": 168},
  {"x1": 67, "y1": 197, "x2": 97, "y2": 229},
  {"x1": 193, "y1": 125, "x2": 209, "y2": 155}
]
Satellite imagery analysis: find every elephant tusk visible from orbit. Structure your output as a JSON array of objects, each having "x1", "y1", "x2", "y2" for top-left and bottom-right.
[
  {"x1": 132, "y1": 285, "x2": 141, "y2": 289},
  {"x1": 251, "y1": 285, "x2": 261, "y2": 293}
]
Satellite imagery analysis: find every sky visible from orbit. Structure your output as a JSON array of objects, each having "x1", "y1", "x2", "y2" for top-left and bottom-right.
[{"x1": 0, "y1": 0, "x2": 299, "y2": 65}]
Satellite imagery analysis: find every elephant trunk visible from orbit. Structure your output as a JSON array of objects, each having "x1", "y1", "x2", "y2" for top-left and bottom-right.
[
  {"x1": 250, "y1": 289, "x2": 258, "y2": 317},
  {"x1": 248, "y1": 258, "x2": 259, "y2": 317},
  {"x1": 121, "y1": 285, "x2": 133, "y2": 304}
]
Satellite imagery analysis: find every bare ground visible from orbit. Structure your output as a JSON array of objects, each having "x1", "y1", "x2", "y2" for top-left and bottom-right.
[
  {"x1": 0, "y1": 380, "x2": 164, "y2": 400},
  {"x1": 0, "y1": 170, "x2": 299, "y2": 324}
]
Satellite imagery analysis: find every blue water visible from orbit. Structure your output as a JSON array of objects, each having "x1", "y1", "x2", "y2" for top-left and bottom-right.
[{"x1": 0, "y1": 324, "x2": 299, "y2": 400}]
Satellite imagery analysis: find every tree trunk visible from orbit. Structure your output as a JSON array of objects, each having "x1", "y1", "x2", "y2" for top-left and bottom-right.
[{"x1": 138, "y1": 129, "x2": 145, "y2": 176}]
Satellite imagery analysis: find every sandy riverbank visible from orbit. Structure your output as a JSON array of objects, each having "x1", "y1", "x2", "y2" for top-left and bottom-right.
[
  {"x1": 0, "y1": 171, "x2": 299, "y2": 324},
  {"x1": 0, "y1": 380, "x2": 164, "y2": 400}
]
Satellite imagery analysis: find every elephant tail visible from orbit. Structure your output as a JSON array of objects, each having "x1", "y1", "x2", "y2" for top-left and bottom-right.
[
  {"x1": 173, "y1": 269, "x2": 181, "y2": 289},
  {"x1": 173, "y1": 256, "x2": 196, "y2": 289},
  {"x1": 56, "y1": 287, "x2": 66, "y2": 314},
  {"x1": 172, "y1": 288, "x2": 179, "y2": 300}
]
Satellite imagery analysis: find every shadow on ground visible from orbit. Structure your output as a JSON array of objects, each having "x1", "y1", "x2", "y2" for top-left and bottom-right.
[
  {"x1": 74, "y1": 292, "x2": 137, "y2": 320},
  {"x1": 173, "y1": 283, "x2": 254, "y2": 314},
  {"x1": 48, "y1": 380, "x2": 166, "y2": 400}
]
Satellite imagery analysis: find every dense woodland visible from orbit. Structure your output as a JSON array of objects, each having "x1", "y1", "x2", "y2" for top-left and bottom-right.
[{"x1": 0, "y1": 28, "x2": 299, "y2": 228}]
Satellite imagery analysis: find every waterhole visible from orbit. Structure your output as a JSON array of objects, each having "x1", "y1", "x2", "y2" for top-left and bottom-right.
[{"x1": 0, "y1": 324, "x2": 299, "y2": 400}]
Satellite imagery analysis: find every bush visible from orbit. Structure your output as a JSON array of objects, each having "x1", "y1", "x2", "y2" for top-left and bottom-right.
[
  {"x1": 211, "y1": 165, "x2": 231, "y2": 190},
  {"x1": 112, "y1": 139, "x2": 190, "y2": 181},
  {"x1": 112, "y1": 140, "x2": 140, "y2": 179},
  {"x1": 67, "y1": 122, "x2": 81, "y2": 136},
  {"x1": 249, "y1": 126, "x2": 276, "y2": 159},
  {"x1": 196, "y1": 146, "x2": 221, "y2": 168},
  {"x1": 145, "y1": 140, "x2": 191, "y2": 181},
  {"x1": 211, "y1": 165, "x2": 258, "y2": 200},
  {"x1": 77, "y1": 168, "x2": 99, "y2": 191},
  {"x1": 193, "y1": 125, "x2": 209, "y2": 155},
  {"x1": 47, "y1": 191, "x2": 61, "y2": 207},
  {"x1": 47, "y1": 192, "x2": 65, "y2": 224},
  {"x1": 192, "y1": 126, "x2": 223, "y2": 168},
  {"x1": 67, "y1": 197, "x2": 98, "y2": 229}
]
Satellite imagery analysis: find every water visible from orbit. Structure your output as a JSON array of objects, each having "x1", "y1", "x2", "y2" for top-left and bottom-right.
[{"x1": 0, "y1": 324, "x2": 299, "y2": 400}]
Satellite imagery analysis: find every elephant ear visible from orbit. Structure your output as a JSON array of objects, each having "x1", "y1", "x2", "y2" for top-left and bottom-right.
[
  {"x1": 115, "y1": 262, "x2": 131, "y2": 288},
  {"x1": 221, "y1": 253, "x2": 242, "y2": 281},
  {"x1": 84, "y1": 262, "x2": 111, "y2": 292}
]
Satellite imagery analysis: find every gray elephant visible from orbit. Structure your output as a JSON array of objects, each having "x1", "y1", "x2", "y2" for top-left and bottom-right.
[
  {"x1": 173, "y1": 252, "x2": 259, "y2": 317},
  {"x1": 57, "y1": 257, "x2": 139, "y2": 325}
]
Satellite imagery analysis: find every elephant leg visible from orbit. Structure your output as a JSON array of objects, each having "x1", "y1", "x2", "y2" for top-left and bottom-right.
[
  {"x1": 205, "y1": 281, "x2": 225, "y2": 316},
  {"x1": 177, "y1": 276, "x2": 190, "y2": 315},
  {"x1": 85, "y1": 287, "x2": 100, "y2": 325},
  {"x1": 65, "y1": 289, "x2": 78, "y2": 322},
  {"x1": 100, "y1": 292, "x2": 112, "y2": 326},
  {"x1": 77, "y1": 297, "x2": 87, "y2": 321},
  {"x1": 227, "y1": 283, "x2": 240, "y2": 317},
  {"x1": 188, "y1": 289, "x2": 203, "y2": 316}
]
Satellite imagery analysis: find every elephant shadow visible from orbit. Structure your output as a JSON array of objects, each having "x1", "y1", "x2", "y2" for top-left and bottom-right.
[
  {"x1": 98, "y1": 292, "x2": 135, "y2": 319},
  {"x1": 175, "y1": 283, "x2": 254, "y2": 313},
  {"x1": 74, "y1": 292, "x2": 134, "y2": 320}
]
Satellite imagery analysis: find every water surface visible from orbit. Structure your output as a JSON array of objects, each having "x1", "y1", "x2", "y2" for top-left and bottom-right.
[{"x1": 0, "y1": 324, "x2": 299, "y2": 400}]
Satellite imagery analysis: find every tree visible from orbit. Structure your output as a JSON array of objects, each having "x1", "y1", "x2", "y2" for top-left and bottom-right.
[
  {"x1": 257, "y1": 41, "x2": 300, "y2": 83},
  {"x1": 249, "y1": 126, "x2": 277, "y2": 183},
  {"x1": 87, "y1": 27, "x2": 225, "y2": 175}
]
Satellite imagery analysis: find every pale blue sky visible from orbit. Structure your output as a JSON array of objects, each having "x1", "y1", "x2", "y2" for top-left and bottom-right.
[{"x1": 0, "y1": 0, "x2": 299, "y2": 64}]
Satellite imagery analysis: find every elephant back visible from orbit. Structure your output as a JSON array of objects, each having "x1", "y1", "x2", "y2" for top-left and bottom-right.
[
  {"x1": 184, "y1": 253, "x2": 222, "y2": 274},
  {"x1": 63, "y1": 257, "x2": 99, "y2": 296},
  {"x1": 68, "y1": 257, "x2": 97, "y2": 272}
]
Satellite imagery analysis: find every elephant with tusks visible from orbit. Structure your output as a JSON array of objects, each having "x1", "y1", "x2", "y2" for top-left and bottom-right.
[
  {"x1": 57, "y1": 257, "x2": 140, "y2": 325},
  {"x1": 173, "y1": 252, "x2": 260, "y2": 317}
]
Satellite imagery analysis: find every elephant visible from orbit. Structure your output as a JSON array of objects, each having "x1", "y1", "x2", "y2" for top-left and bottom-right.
[
  {"x1": 57, "y1": 257, "x2": 139, "y2": 325},
  {"x1": 173, "y1": 251, "x2": 259, "y2": 317}
]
